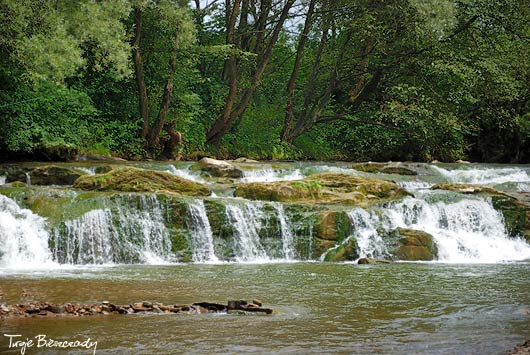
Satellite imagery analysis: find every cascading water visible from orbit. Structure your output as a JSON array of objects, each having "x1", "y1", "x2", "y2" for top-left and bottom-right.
[
  {"x1": 241, "y1": 169, "x2": 304, "y2": 183},
  {"x1": 53, "y1": 195, "x2": 174, "y2": 264},
  {"x1": 186, "y1": 199, "x2": 219, "y2": 263},
  {"x1": 76, "y1": 167, "x2": 96, "y2": 175},
  {"x1": 0, "y1": 195, "x2": 55, "y2": 268},
  {"x1": 347, "y1": 208, "x2": 389, "y2": 259},
  {"x1": 166, "y1": 165, "x2": 207, "y2": 184},
  {"x1": 274, "y1": 203, "x2": 296, "y2": 260},
  {"x1": 0, "y1": 175, "x2": 6, "y2": 185},
  {"x1": 431, "y1": 165, "x2": 530, "y2": 185},
  {"x1": 384, "y1": 194, "x2": 530, "y2": 262},
  {"x1": 225, "y1": 202, "x2": 269, "y2": 262}
]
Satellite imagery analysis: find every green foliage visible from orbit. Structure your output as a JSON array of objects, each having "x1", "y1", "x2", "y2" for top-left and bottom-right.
[{"x1": 0, "y1": 82, "x2": 96, "y2": 154}]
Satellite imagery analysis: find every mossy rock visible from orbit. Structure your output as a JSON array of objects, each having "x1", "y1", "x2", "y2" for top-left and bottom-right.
[
  {"x1": 6, "y1": 165, "x2": 84, "y2": 185},
  {"x1": 323, "y1": 238, "x2": 359, "y2": 262},
  {"x1": 73, "y1": 167, "x2": 211, "y2": 196},
  {"x1": 314, "y1": 210, "x2": 352, "y2": 241},
  {"x1": 195, "y1": 158, "x2": 243, "y2": 178},
  {"x1": 352, "y1": 162, "x2": 417, "y2": 176},
  {"x1": 234, "y1": 173, "x2": 409, "y2": 206},
  {"x1": 387, "y1": 228, "x2": 438, "y2": 261},
  {"x1": 432, "y1": 183, "x2": 511, "y2": 197}
]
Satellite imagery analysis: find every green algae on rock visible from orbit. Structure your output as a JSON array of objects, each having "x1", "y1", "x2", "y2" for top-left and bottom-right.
[
  {"x1": 5, "y1": 165, "x2": 85, "y2": 185},
  {"x1": 73, "y1": 167, "x2": 211, "y2": 196},
  {"x1": 352, "y1": 162, "x2": 418, "y2": 176},
  {"x1": 234, "y1": 173, "x2": 409, "y2": 206}
]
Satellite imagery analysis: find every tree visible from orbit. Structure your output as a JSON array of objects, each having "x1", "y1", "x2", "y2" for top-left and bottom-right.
[
  {"x1": 204, "y1": 0, "x2": 296, "y2": 145},
  {"x1": 130, "y1": 0, "x2": 196, "y2": 157}
]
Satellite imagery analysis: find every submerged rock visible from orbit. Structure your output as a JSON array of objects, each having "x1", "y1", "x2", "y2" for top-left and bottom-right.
[
  {"x1": 73, "y1": 167, "x2": 211, "y2": 196},
  {"x1": 352, "y1": 162, "x2": 418, "y2": 176},
  {"x1": 387, "y1": 228, "x2": 438, "y2": 261},
  {"x1": 234, "y1": 173, "x2": 409, "y2": 206},
  {"x1": 196, "y1": 157, "x2": 243, "y2": 178}
]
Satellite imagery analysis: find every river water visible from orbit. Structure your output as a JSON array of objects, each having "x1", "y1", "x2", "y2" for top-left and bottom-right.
[
  {"x1": 1, "y1": 161, "x2": 530, "y2": 354},
  {"x1": 1, "y1": 262, "x2": 529, "y2": 354}
]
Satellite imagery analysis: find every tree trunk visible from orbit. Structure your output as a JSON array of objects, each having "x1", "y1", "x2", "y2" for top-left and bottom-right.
[
  {"x1": 148, "y1": 28, "x2": 180, "y2": 149},
  {"x1": 132, "y1": 8, "x2": 149, "y2": 139},
  {"x1": 206, "y1": 0, "x2": 295, "y2": 145},
  {"x1": 281, "y1": 0, "x2": 316, "y2": 141}
]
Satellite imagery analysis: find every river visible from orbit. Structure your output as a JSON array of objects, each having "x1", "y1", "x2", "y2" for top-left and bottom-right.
[{"x1": 1, "y1": 161, "x2": 529, "y2": 354}]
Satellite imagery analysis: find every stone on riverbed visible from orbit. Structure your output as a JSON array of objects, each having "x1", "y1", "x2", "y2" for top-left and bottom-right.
[
  {"x1": 0, "y1": 300, "x2": 276, "y2": 318},
  {"x1": 73, "y1": 167, "x2": 211, "y2": 196},
  {"x1": 196, "y1": 157, "x2": 243, "y2": 178},
  {"x1": 234, "y1": 173, "x2": 409, "y2": 206},
  {"x1": 387, "y1": 228, "x2": 438, "y2": 261}
]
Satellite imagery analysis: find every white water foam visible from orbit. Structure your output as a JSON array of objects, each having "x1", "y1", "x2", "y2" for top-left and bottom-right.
[
  {"x1": 225, "y1": 203, "x2": 269, "y2": 262},
  {"x1": 241, "y1": 169, "x2": 304, "y2": 183},
  {"x1": 516, "y1": 183, "x2": 530, "y2": 193},
  {"x1": 53, "y1": 195, "x2": 174, "y2": 264},
  {"x1": 0, "y1": 176, "x2": 6, "y2": 185},
  {"x1": 384, "y1": 196, "x2": 530, "y2": 263},
  {"x1": 76, "y1": 167, "x2": 97, "y2": 175},
  {"x1": 432, "y1": 165, "x2": 530, "y2": 185},
  {"x1": 0, "y1": 195, "x2": 56, "y2": 268},
  {"x1": 187, "y1": 199, "x2": 219, "y2": 263},
  {"x1": 166, "y1": 165, "x2": 208, "y2": 184},
  {"x1": 396, "y1": 181, "x2": 433, "y2": 190},
  {"x1": 274, "y1": 203, "x2": 296, "y2": 260},
  {"x1": 347, "y1": 209, "x2": 390, "y2": 259}
]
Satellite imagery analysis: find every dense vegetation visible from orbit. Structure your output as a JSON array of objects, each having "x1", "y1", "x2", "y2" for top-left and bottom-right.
[{"x1": 1, "y1": 0, "x2": 529, "y2": 162}]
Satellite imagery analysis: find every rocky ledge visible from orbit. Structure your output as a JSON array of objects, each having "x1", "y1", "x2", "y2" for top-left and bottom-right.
[
  {"x1": 0, "y1": 300, "x2": 275, "y2": 318},
  {"x1": 235, "y1": 173, "x2": 409, "y2": 206}
]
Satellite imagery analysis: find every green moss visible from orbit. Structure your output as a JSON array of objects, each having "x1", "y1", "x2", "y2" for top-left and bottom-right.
[
  {"x1": 323, "y1": 238, "x2": 359, "y2": 262},
  {"x1": 234, "y1": 173, "x2": 409, "y2": 206},
  {"x1": 74, "y1": 167, "x2": 211, "y2": 196},
  {"x1": 386, "y1": 228, "x2": 438, "y2": 261}
]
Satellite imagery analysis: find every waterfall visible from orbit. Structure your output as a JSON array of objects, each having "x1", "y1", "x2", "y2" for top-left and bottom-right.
[
  {"x1": 347, "y1": 209, "x2": 389, "y2": 259},
  {"x1": 53, "y1": 195, "x2": 174, "y2": 264},
  {"x1": 0, "y1": 195, "x2": 55, "y2": 268},
  {"x1": 75, "y1": 167, "x2": 97, "y2": 175},
  {"x1": 274, "y1": 203, "x2": 296, "y2": 260},
  {"x1": 225, "y1": 203, "x2": 269, "y2": 262},
  {"x1": 241, "y1": 169, "x2": 303, "y2": 183},
  {"x1": 25, "y1": 172, "x2": 31, "y2": 185},
  {"x1": 431, "y1": 165, "x2": 530, "y2": 185},
  {"x1": 186, "y1": 199, "x2": 219, "y2": 263},
  {"x1": 0, "y1": 176, "x2": 6, "y2": 185},
  {"x1": 166, "y1": 165, "x2": 207, "y2": 184},
  {"x1": 383, "y1": 195, "x2": 530, "y2": 262}
]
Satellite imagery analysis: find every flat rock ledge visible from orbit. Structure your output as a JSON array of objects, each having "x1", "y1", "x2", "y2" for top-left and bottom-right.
[{"x1": 0, "y1": 300, "x2": 275, "y2": 318}]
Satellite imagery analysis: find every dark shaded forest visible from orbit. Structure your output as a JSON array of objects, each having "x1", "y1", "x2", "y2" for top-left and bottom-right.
[{"x1": 1, "y1": 0, "x2": 529, "y2": 162}]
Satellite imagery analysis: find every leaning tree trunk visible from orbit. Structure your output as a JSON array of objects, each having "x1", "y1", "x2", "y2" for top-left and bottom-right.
[{"x1": 132, "y1": 8, "x2": 150, "y2": 139}]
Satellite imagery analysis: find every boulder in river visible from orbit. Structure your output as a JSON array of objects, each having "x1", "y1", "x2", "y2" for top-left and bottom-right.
[
  {"x1": 73, "y1": 167, "x2": 211, "y2": 196},
  {"x1": 387, "y1": 228, "x2": 438, "y2": 261},
  {"x1": 196, "y1": 157, "x2": 243, "y2": 178},
  {"x1": 234, "y1": 173, "x2": 409, "y2": 206},
  {"x1": 5, "y1": 165, "x2": 84, "y2": 185}
]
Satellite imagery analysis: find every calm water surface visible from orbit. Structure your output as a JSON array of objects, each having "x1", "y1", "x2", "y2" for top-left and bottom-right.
[{"x1": 1, "y1": 262, "x2": 529, "y2": 355}]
